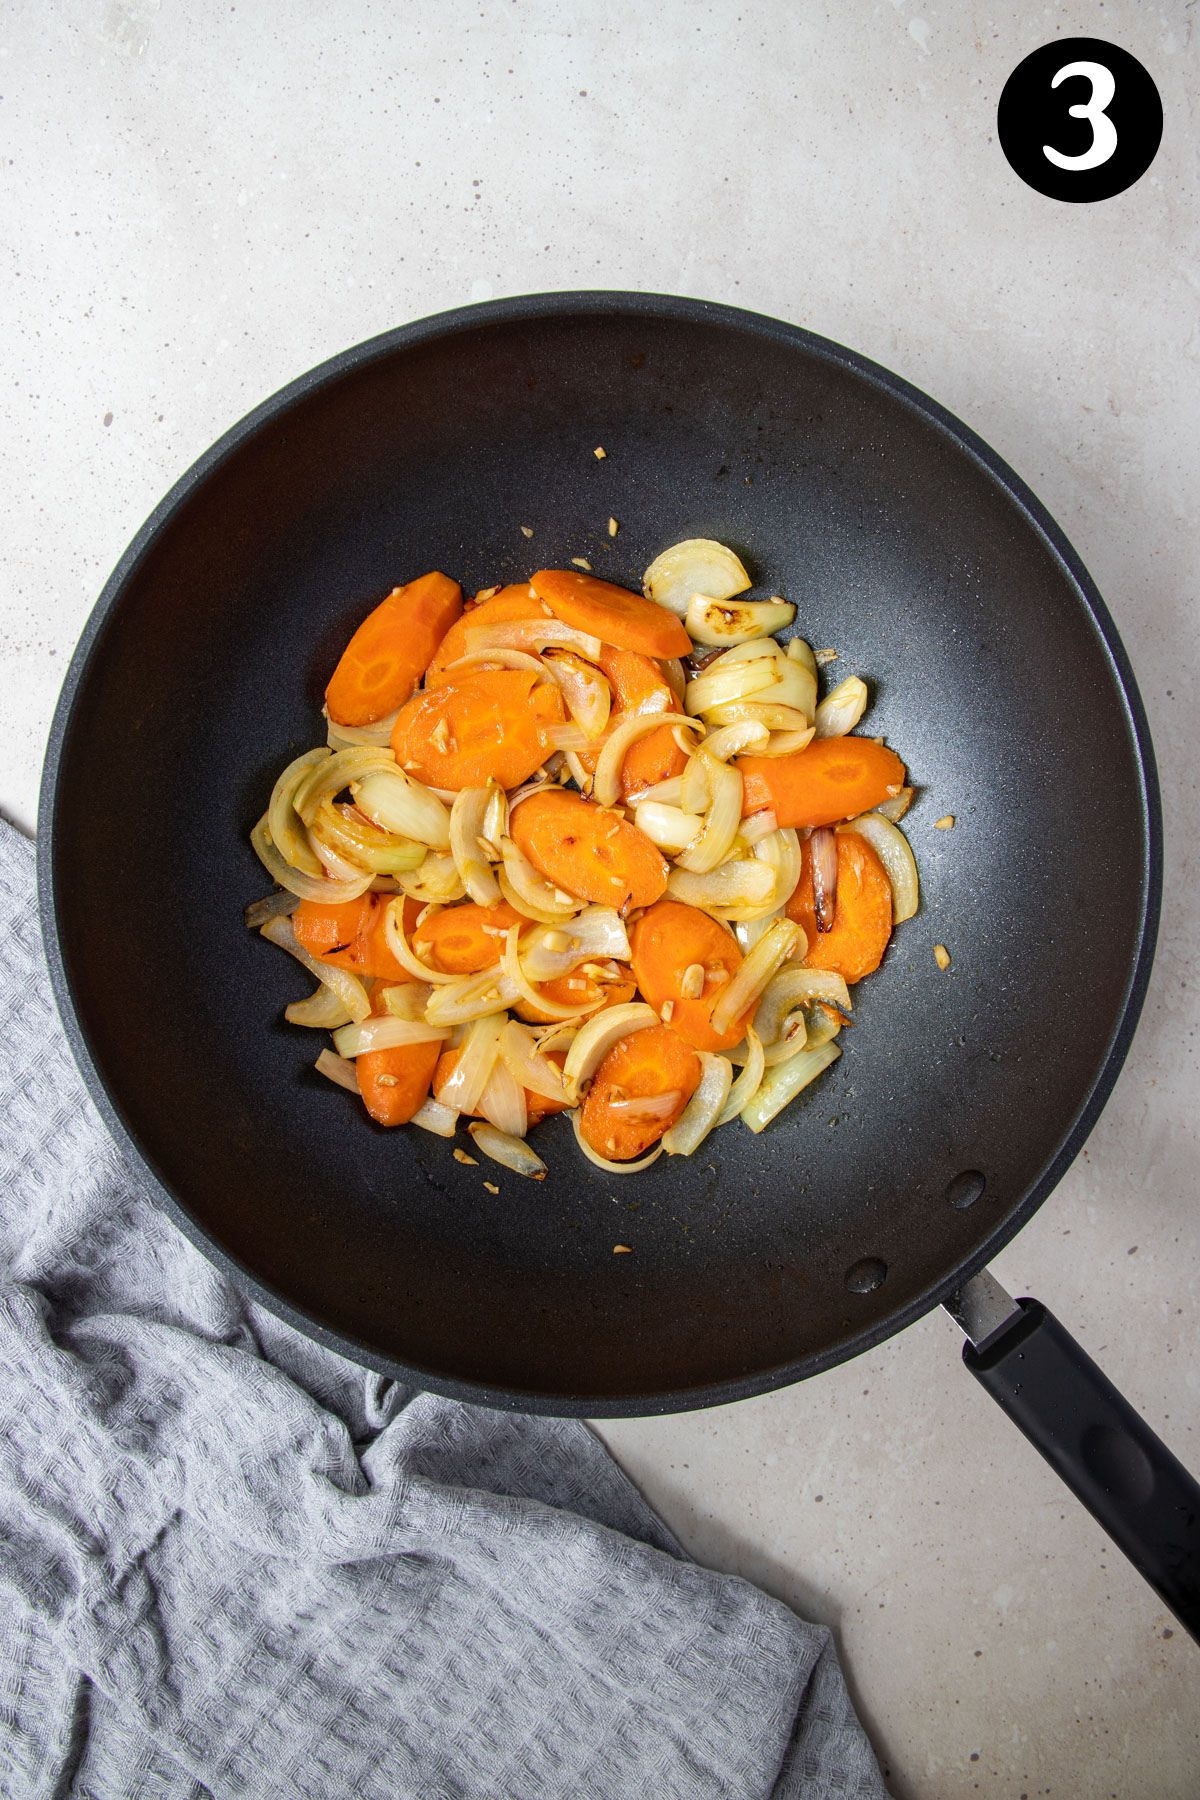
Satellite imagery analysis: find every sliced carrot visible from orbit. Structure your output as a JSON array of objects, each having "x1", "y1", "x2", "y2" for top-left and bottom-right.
[
  {"x1": 629, "y1": 899, "x2": 751, "y2": 1051},
  {"x1": 579, "y1": 1024, "x2": 701, "y2": 1162},
  {"x1": 513, "y1": 966, "x2": 637, "y2": 1025},
  {"x1": 531, "y1": 568, "x2": 691, "y2": 660},
  {"x1": 424, "y1": 584, "x2": 544, "y2": 684},
  {"x1": 358, "y1": 1027, "x2": 442, "y2": 1125},
  {"x1": 738, "y1": 738, "x2": 906, "y2": 828},
  {"x1": 326, "y1": 572, "x2": 462, "y2": 726},
  {"x1": 572, "y1": 647, "x2": 687, "y2": 799},
  {"x1": 292, "y1": 894, "x2": 420, "y2": 982},
  {"x1": 786, "y1": 831, "x2": 893, "y2": 983},
  {"x1": 390, "y1": 668, "x2": 564, "y2": 791},
  {"x1": 509, "y1": 789, "x2": 668, "y2": 910},
  {"x1": 414, "y1": 900, "x2": 525, "y2": 974}
]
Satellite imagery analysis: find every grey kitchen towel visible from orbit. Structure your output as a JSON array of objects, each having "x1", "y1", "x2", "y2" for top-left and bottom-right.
[{"x1": 0, "y1": 817, "x2": 886, "y2": 1800}]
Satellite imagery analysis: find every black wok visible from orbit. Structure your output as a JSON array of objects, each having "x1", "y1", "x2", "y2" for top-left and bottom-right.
[{"x1": 39, "y1": 294, "x2": 1199, "y2": 1636}]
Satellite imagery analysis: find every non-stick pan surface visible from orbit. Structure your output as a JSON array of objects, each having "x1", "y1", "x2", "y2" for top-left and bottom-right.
[{"x1": 40, "y1": 295, "x2": 1159, "y2": 1415}]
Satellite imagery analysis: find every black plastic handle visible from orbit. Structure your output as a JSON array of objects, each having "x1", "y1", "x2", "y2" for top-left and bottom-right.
[{"x1": 963, "y1": 1299, "x2": 1200, "y2": 1643}]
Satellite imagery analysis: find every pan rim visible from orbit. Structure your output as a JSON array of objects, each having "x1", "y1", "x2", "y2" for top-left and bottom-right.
[{"x1": 37, "y1": 290, "x2": 1162, "y2": 1418}]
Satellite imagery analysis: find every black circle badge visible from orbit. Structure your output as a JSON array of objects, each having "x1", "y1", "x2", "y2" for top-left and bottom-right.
[{"x1": 997, "y1": 38, "x2": 1162, "y2": 202}]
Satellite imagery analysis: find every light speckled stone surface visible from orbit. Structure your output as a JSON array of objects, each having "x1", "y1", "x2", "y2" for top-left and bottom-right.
[{"x1": 2, "y1": 3, "x2": 1197, "y2": 1793}]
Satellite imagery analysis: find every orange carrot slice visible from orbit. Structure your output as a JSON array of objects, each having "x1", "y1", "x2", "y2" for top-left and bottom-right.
[
  {"x1": 424, "y1": 585, "x2": 544, "y2": 685},
  {"x1": 390, "y1": 668, "x2": 564, "y2": 790},
  {"x1": 579, "y1": 1024, "x2": 701, "y2": 1162},
  {"x1": 531, "y1": 568, "x2": 691, "y2": 659},
  {"x1": 738, "y1": 738, "x2": 906, "y2": 828},
  {"x1": 629, "y1": 899, "x2": 751, "y2": 1051},
  {"x1": 326, "y1": 572, "x2": 462, "y2": 725},
  {"x1": 571, "y1": 647, "x2": 687, "y2": 799},
  {"x1": 513, "y1": 966, "x2": 637, "y2": 1025},
  {"x1": 414, "y1": 901, "x2": 525, "y2": 974},
  {"x1": 358, "y1": 1036, "x2": 442, "y2": 1125},
  {"x1": 786, "y1": 831, "x2": 893, "y2": 983},
  {"x1": 293, "y1": 894, "x2": 419, "y2": 983},
  {"x1": 509, "y1": 789, "x2": 668, "y2": 910}
]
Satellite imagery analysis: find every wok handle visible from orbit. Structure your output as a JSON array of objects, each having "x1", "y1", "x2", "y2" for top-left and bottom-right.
[{"x1": 963, "y1": 1297, "x2": 1200, "y2": 1643}]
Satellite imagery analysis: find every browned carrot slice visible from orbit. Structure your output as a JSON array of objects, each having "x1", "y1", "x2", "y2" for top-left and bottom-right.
[
  {"x1": 738, "y1": 738, "x2": 906, "y2": 828},
  {"x1": 293, "y1": 894, "x2": 420, "y2": 983},
  {"x1": 786, "y1": 831, "x2": 893, "y2": 983},
  {"x1": 531, "y1": 568, "x2": 691, "y2": 659},
  {"x1": 629, "y1": 899, "x2": 751, "y2": 1051},
  {"x1": 509, "y1": 789, "x2": 668, "y2": 910},
  {"x1": 390, "y1": 668, "x2": 564, "y2": 790},
  {"x1": 326, "y1": 572, "x2": 462, "y2": 725},
  {"x1": 579, "y1": 1024, "x2": 701, "y2": 1162},
  {"x1": 424, "y1": 585, "x2": 544, "y2": 685}
]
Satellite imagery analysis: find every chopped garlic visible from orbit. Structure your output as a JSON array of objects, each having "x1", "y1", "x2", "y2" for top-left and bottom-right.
[
  {"x1": 934, "y1": 815, "x2": 955, "y2": 830},
  {"x1": 519, "y1": 524, "x2": 535, "y2": 539},
  {"x1": 593, "y1": 446, "x2": 607, "y2": 459},
  {"x1": 453, "y1": 1148, "x2": 479, "y2": 1166},
  {"x1": 571, "y1": 557, "x2": 592, "y2": 571},
  {"x1": 608, "y1": 517, "x2": 619, "y2": 537},
  {"x1": 934, "y1": 944, "x2": 951, "y2": 971}
]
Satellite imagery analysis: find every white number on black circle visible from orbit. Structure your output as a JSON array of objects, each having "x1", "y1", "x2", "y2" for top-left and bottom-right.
[{"x1": 1042, "y1": 60, "x2": 1118, "y2": 171}]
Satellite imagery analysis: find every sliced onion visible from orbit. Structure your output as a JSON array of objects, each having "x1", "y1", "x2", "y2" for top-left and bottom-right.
[
  {"x1": 760, "y1": 1022, "x2": 815, "y2": 1065},
  {"x1": 757, "y1": 727, "x2": 816, "y2": 756},
  {"x1": 740, "y1": 1041, "x2": 841, "y2": 1133},
  {"x1": 259, "y1": 912, "x2": 372, "y2": 1022},
  {"x1": 706, "y1": 701, "x2": 814, "y2": 734},
  {"x1": 292, "y1": 747, "x2": 395, "y2": 824},
  {"x1": 562, "y1": 1002, "x2": 659, "y2": 1103},
  {"x1": 685, "y1": 595, "x2": 795, "y2": 646},
  {"x1": 450, "y1": 785, "x2": 503, "y2": 905},
  {"x1": 309, "y1": 830, "x2": 369, "y2": 883},
  {"x1": 519, "y1": 908, "x2": 630, "y2": 981},
  {"x1": 710, "y1": 917, "x2": 803, "y2": 1037},
  {"x1": 379, "y1": 981, "x2": 434, "y2": 1021},
  {"x1": 435, "y1": 1014, "x2": 507, "y2": 1113},
  {"x1": 315, "y1": 1047, "x2": 360, "y2": 1093},
  {"x1": 662, "y1": 1053, "x2": 732, "y2": 1156},
  {"x1": 324, "y1": 707, "x2": 401, "y2": 749},
  {"x1": 541, "y1": 649, "x2": 611, "y2": 739},
  {"x1": 468, "y1": 1121, "x2": 548, "y2": 1179},
  {"x1": 755, "y1": 967, "x2": 851, "y2": 1045},
  {"x1": 547, "y1": 723, "x2": 590, "y2": 752},
  {"x1": 465, "y1": 620, "x2": 602, "y2": 659},
  {"x1": 717, "y1": 1027, "x2": 765, "y2": 1124},
  {"x1": 571, "y1": 1108, "x2": 664, "y2": 1174},
  {"x1": 498, "y1": 836, "x2": 579, "y2": 921},
  {"x1": 675, "y1": 753, "x2": 743, "y2": 874},
  {"x1": 267, "y1": 748, "x2": 330, "y2": 876},
  {"x1": 481, "y1": 782, "x2": 509, "y2": 853},
  {"x1": 679, "y1": 747, "x2": 709, "y2": 815},
  {"x1": 285, "y1": 980, "x2": 353, "y2": 1030},
  {"x1": 332, "y1": 1016, "x2": 449, "y2": 1057},
  {"x1": 532, "y1": 1018, "x2": 582, "y2": 1058},
  {"x1": 803, "y1": 1002, "x2": 845, "y2": 1051},
  {"x1": 632, "y1": 801, "x2": 701, "y2": 855},
  {"x1": 685, "y1": 657, "x2": 778, "y2": 715},
  {"x1": 733, "y1": 908, "x2": 783, "y2": 952},
  {"x1": 874, "y1": 786, "x2": 915, "y2": 823},
  {"x1": 398, "y1": 851, "x2": 467, "y2": 906},
  {"x1": 840, "y1": 813, "x2": 919, "y2": 922},
  {"x1": 244, "y1": 890, "x2": 299, "y2": 929},
  {"x1": 608, "y1": 1089, "x2": 682, "y2": 1121},
  {"x1": 424, "y1": 966, "x2": 519, "y2": 1026},
  {"x1": 411, "y1": 1096, "x2": 459, "y2": 1136},
  {"x1": 660, "y1": 657, "x2": 687, "y2": 706},
  {"x1": 499, "y1": 1020, "x2": 571, "y2": 1103},
  {"x1": 353, "y1": 766, "x2": 452, "y2": 850},
  {"x1": 507, "y1": 774, "x2": 561, "y2": 812},
  {"x1": 502, "y1": 926, "x2": 602, "y2": 1021},
  {"x1": 444, "y1": 647, "x2": 544, "y2": 676},
  {"x1": 810, "y1": 826, "x2": 839, "y2": 932},
  {"x1": 382, "y1": 898, "x2": 460, "y2": 985},
  {"x1": 251, "y1": 816, "x2": 373, "y2": 903},
  {"x1": 477, "y1": 1056, "x2": 528, "y2": 1138},
  {"x1": 593, "y1": 712, "x2": 702, "y2": 808},
  {"x1": 753, "y1": 826, "x2": 803, "y2": 910},
  {"x1": 786, "y1": 637, "x2": 818, "y2": 677},
  {"x1": 642, "y1": 538, "x2": 751, "y2": 616},
  {"x1": 562, "y1": 750, "x2": 593, "y2": 794},
  {"x1": 634, "y1": 775, "x2": 683, "y2": 807},
  {"x1": 701, "y1": 719, "x2": 770, "y2": 761},
  {"x1": 814, "y1": 675, "x2": 869, "y2": 739},
  {"x1": 310, "y1": 799, "x2": 427, "y2": 875},
  {"x1": 667, "y1": 860, "x2": 775, "y2": 916},
  {"x1": 740, "y1": 808, "x2": 779, "y2": 845}
]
